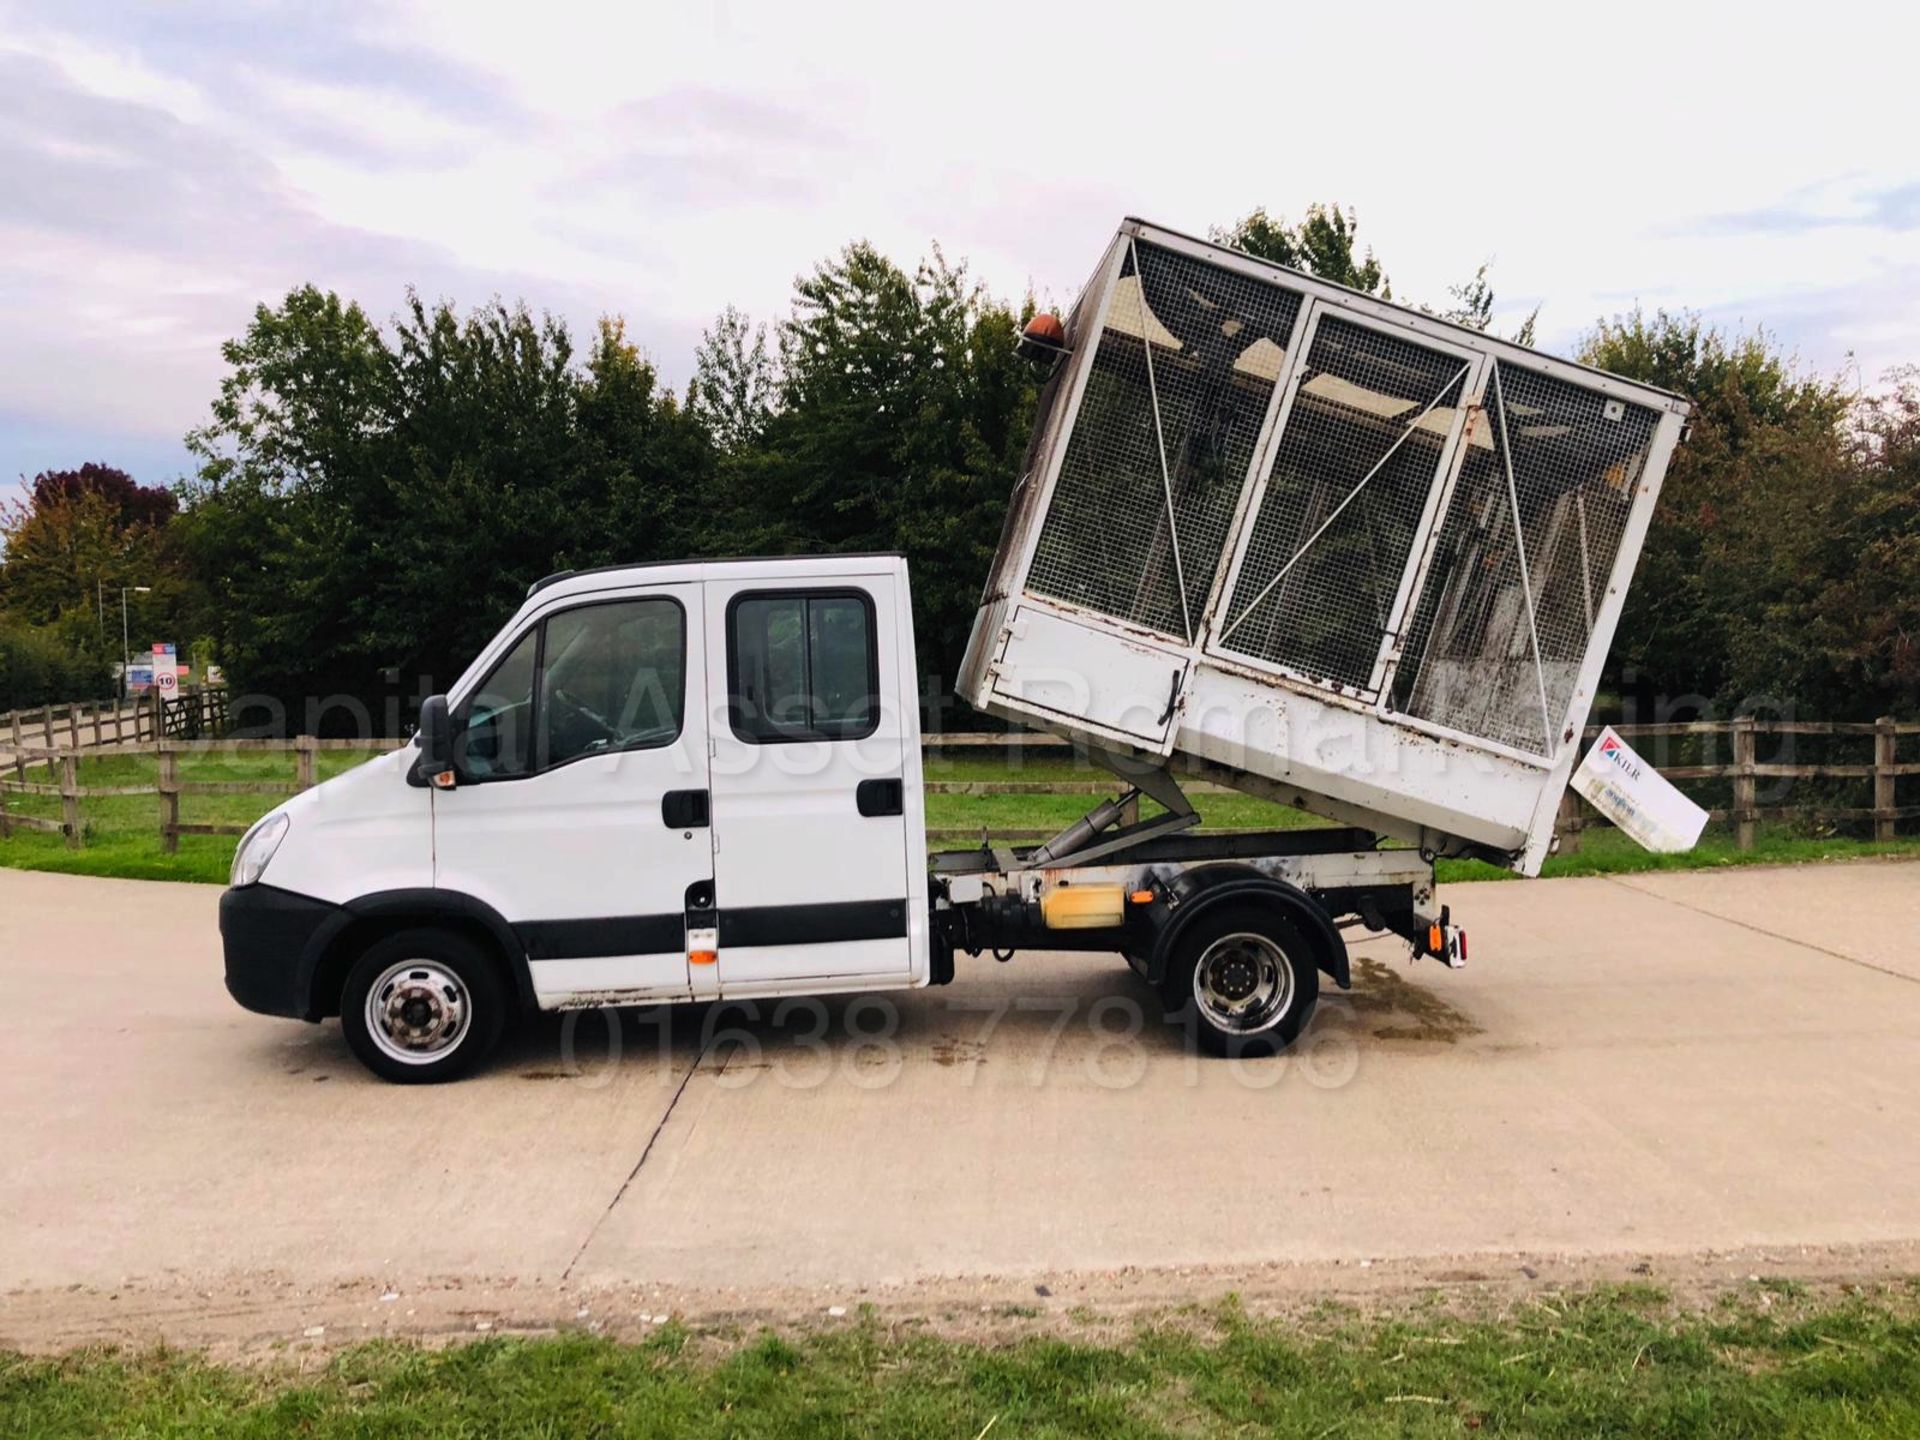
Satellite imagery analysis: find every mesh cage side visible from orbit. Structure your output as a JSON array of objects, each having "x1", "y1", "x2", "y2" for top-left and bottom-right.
[
  {"x1": 1222, "y1": 317, "x2": 1469, "y2": 693},
  {"x1": 1023, "y1": 241, "x2": 1303, "y2": 638},
  {"x1": 1393, "y1": 362, "x2": 1659, "y2": 754}
]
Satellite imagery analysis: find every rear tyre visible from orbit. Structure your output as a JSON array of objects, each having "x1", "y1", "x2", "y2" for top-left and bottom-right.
[
  {"x1": 1162, "y1": 903, "x2": 1320, "y2": 1058},
  {"x1": 339, "y1": 928, "x2": 507, "y2": 1084}
]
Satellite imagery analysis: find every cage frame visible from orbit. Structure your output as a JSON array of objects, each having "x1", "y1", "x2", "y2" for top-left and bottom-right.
[{"x1": 965, "y1": 219, "x2": 1690, "y2": 871}]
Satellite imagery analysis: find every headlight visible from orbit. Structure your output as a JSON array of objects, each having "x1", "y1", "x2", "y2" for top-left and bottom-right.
[{"x1": 231, "y1": 812, "x2": 290, "y2": 887}]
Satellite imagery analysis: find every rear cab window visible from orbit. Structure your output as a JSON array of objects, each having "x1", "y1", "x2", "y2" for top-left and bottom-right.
[{"x1": 727, "y1": 590, "x2": 878, "y2": 743}]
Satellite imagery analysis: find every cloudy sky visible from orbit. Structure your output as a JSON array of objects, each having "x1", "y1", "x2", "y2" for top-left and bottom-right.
[{"x1": 3, "y1": 0, "x2": 1917, "y2": 501}]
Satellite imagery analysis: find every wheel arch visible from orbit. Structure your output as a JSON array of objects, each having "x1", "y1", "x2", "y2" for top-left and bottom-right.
[
  {"x1": 1148, "y1": 871, "x2": 1349, "y2": 991},
  {"x1": 300, "y1": 889, "x2": 534, "y2": 1019}
]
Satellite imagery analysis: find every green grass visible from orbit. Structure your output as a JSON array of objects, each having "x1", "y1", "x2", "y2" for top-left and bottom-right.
[
  {"x1": 4, "y1": 1286, "x2": 1919, "y2": 1437},
  {"x1": 923, "y1": 755, "x2": 1320, "y2": 837},
  {"x1": 0, "y1": 749, "x2": 382, "y2": 884},
  {"x1": 3, "y1": 748, "x2": 1915, "y2": 887},
  {"x1": 1438, "y1": 826, "x2": 1920, "y2": 884}
]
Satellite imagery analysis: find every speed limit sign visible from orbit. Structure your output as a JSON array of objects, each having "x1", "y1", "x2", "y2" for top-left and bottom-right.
[{"x1": 152, "y1": 643, "x2": 179, "y2": 702}]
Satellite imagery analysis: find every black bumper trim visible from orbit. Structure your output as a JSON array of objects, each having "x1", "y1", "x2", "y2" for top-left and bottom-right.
[
  {"x1": 718, "y1": 898, "x2": 908, "y2": 948},
  {"x1": 518, "y1": 913, "x2": 683, "y2": 960},
  {"x1": 220, "y1": 884, "x2": 346, "y2": 1019}
]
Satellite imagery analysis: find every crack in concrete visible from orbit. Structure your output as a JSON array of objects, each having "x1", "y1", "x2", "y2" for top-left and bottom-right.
[
  {"x1": 562, "y1": 1035, "x2": 714, "y2": 1282},
  {"x1": 1605, "y1": 875, "x2": 1919, "y2": 986}
]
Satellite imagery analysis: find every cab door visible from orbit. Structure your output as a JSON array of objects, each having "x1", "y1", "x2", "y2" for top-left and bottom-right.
[
  {"x1": 702, "y1": 574, "x2": 914, "y2": 992},
  {"x1": 431, "y1": 585, "x2": 712, "y2": 1006}
]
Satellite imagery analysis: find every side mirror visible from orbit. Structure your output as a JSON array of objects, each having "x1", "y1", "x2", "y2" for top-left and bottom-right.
[{"x1": 412, "y1": 694, "x2": 459, "y2": 790}]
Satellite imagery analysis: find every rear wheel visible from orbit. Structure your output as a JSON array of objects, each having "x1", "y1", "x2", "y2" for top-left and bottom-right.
[
  {"x1": 339, "y1": 928, "x2": 507, "y2": 1083},
  {"x1": 1163, "y1": 904, "x2": 1319, "y2": 1058}
]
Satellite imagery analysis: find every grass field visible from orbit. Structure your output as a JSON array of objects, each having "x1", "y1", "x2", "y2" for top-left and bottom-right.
[
  {"x1": 2, "y1": 747, "x2": 1916, "y2": 887},
  {"x1": 0, "y1": 748, "x2": 380, "y2": 885},
  {"x1": 4, "y1": 1286, "x2": 1918, "y2": 1437}
]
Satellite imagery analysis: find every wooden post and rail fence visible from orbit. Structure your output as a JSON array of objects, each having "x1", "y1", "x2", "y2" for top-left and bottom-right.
[{"x1": 0, "y1": 711, "x2": 1913, "y2": 855}]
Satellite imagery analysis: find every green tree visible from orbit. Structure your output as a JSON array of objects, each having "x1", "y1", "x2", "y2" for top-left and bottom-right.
[
  {"x1": 729, "y1": 242, "x2": 1038, "y2": 688},
  {"x1": 688, "y1": 305, "x2": 776, "y2": 452},
  {"x1": 180, "y1": 288, "x2": 714, "y2": 729},
  {"x1": 0, "y1": 616, "x2": 114, "y2": 710},
  {"x1": 1831, "y1": 374, "x2": 1920, "y2": 712},
  {"x1": 1575, "y1": 309, "x2": 1905, "y2": 716},
  {"x1": 1215, "y1": 206, "x2": 1537, "y2": 343},
  {"x1": 1212, "y1": 203, "x2": 1389, "y2": 295},
  {"x1": 0, "y1": 465, "x2": 177, "y2": 628}
]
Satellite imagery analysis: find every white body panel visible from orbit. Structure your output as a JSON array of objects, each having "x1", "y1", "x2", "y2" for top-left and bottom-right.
[
  {"x1": 701, "y1": 564, "x2": 923, "y2": 993},
  {"x1": 991, "y1": 604, "x2": 1188, "y2": 750},
  {"x1": 247, "y1": 747, "x2": 433, "y2": 904},
  {"x1": 433, "y1": 579, "x2": 713, "y2": 1005}
]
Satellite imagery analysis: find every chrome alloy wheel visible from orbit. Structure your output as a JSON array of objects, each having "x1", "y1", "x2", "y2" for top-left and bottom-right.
[
  {"x1": 364, "y1": 958, "x2": 472, "y2": 1065},
  {"x1": 1191, "y1": 931, "x2": 1294, "y2": 1035}
]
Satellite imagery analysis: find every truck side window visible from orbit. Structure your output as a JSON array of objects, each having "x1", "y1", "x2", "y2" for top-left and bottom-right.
[
  {"x1": 729, "y1": 590, "x2": 878, "y2": 743},
  {"x1": 458, "y1": 628, "x2": 538, "y2": 780},
  {"x1": 538, "y1": 598, "x2": 686, "y2": 768}
]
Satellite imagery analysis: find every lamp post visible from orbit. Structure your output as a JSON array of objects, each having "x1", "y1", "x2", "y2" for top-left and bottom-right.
[{"x1": 120, "y1": 586, "x2": 152, "y2": 702}]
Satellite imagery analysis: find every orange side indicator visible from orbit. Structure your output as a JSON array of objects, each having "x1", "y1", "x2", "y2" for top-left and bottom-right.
[
  {"x1": 689, "y1": 950, "x2": 718, "y2": 966},
  {"x1": 1129, "y1": 890, "x2": 1155, "y2": 905},
  {"x1": 1428, "y1": 924, "x2": 1445, "y2": 954}
]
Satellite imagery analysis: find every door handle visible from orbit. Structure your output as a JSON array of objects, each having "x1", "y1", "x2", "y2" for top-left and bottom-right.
[
  {"x1": 662, "y1": 789, "x2": 710, "y2": 828},
  {"x1": 856, "y1": 778, "x2": 904, "y2": 817}
]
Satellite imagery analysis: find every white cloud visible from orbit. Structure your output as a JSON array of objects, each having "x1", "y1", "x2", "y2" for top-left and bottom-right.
[
  {"x1": 0, "y1": 26, "x2": 216, "y2": 126},
  {"x1": 2, "y1": 0, "x2": 1919, "y2": 500}
]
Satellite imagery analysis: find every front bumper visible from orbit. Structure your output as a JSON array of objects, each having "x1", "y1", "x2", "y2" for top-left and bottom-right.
[{"x1": 220, "y1": 884, "x2": 344, "y2": 1018}]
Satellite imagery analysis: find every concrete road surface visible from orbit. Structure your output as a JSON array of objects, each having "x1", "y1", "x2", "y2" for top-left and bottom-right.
[{"x1": 2, "y1": 861, "x2": 1918, "y2": 1339}]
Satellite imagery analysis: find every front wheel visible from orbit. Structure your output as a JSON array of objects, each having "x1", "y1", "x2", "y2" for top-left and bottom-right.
[
  {"x1": 1163, "y1": 904, "x2": 1319, "y2": 1058},
  {"x1": 339, "y1": 929, "x2": 507, "y2": 1083}
]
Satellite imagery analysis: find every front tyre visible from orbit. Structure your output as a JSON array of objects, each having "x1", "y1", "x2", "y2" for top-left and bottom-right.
[
  {"x1": 1164, "y1": 904, "x2": 1320, "y2": 1058},
  {"x1": 340, "y1": 929, "x2": 506, "y2": 1084}
]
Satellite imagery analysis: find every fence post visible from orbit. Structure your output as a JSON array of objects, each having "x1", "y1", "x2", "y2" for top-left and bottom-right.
[
  {"x1": 295, "y1": 734, "x2": 318, "y2": 792},
  {"x1": 1556, "y1": 788, "x2": 1583, "y2": 855},
  {"x1": 59, "y1": 750, "x2": 81, "y2": 851},
  {"x1": 1732, "y1": 715, "x2": 1757, "y2": 851},
  {"x1": 90, "y1": 702, "x2": 103, "y2": 746},
  {"x1": 0, "y1": 766, "x2": 11, "y2": 839},
  {"x1": 8, "y1": 711, "x2": 21, "y2": 784},
  {"x1": 66, "y1": 702, "x2": 80, "y2": 750},
  {"x1": 1874, "y1": 716, "x2": 1898, "y2": 843},
  {"x1": 158, "y1": 741, "x2": 180, "y2": 856},
  {"x1": 41, "y1": 704, "x2": 56, "y2": 781}
]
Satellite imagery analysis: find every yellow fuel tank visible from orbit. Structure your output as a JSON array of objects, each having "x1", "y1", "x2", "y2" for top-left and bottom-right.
[{"x1": 1039, "y1": 885, "x2": 1126, "y2": 930}]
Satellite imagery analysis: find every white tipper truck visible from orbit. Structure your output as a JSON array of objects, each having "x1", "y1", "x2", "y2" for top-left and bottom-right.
[{"x1": 220, "y1": 218, "x2": 1690, "y2": 1081}]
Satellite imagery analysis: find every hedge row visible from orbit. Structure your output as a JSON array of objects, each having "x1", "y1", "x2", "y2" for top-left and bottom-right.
[{"x1": 0, "y1": 622, "x2": 114, "y2": 714}]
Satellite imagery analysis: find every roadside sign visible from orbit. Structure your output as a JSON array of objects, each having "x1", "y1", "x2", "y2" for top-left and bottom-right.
[
  {"x1": 1571, "y1": 727, "x2": 1709, "y2": 852},
  {"x1": 152, "y1": 643, "x2": 179, "y2": 703}
]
